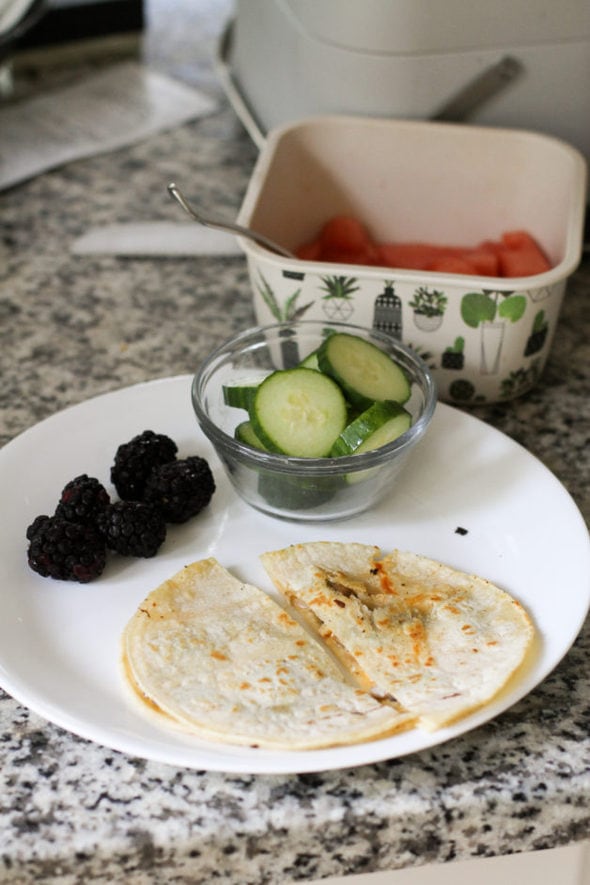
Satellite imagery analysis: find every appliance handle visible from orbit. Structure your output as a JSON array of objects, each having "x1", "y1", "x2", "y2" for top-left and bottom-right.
[
  {"x1": 216, "y1": 19, "x2": 524, "y2": 145},
  {"x1": 431, "y1": 55, "x2": 524, "y2": 122}
]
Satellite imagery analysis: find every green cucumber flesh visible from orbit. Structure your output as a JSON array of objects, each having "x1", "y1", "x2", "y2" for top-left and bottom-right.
[
  {"x1": 298, "y1": 348, "x2": 320, "y2": 371},
  {"x1": 234, "y1": 420, "x2": 267, "y2": 450},
  {"x1": 223, "y1": 383, "x2": 259, "y2": 411},
  {"x1": 250, "y1": 367, "x2": 348, "y2": 457},
  {"x1": 318, "y1": 333, "x2": 411, "y2": 407},
  {"x1": 330, "y1": 401, "x2": 412, "y2": 457}
]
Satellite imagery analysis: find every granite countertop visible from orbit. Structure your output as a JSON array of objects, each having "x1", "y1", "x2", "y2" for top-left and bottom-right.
[{"x1": 1, "y1": 1, "x2": 589, "y2": 883}]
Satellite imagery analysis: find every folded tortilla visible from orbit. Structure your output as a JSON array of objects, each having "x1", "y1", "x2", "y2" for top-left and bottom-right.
[
  {"x1": 122, "y1": 557, "x2": 414, "y2": 749},
  {"x1": 260, "y1": 542, "x2": 535, "y2": 730}
]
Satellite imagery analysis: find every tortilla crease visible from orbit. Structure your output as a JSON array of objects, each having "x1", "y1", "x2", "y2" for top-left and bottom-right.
[
  {"x1": 121, "y1": 557, "x2": 414, "y2": 750},
  {"x1": 260, "y1": 542, "x2": 535, "y2": 731}
]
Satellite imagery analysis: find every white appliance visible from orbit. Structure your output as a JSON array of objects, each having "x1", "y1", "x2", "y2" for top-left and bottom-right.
[{"x1": 220, "y1": 0, "x2": 590, "y2": 171}]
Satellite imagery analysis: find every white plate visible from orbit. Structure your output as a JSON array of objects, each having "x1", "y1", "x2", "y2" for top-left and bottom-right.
[{"x1": 0, "y1": 376, "x2": 588, "y2": 774}]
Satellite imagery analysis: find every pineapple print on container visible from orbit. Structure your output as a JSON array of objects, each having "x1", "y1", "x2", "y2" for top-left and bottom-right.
[
  {"x1": 319, "y1": 275, "x2": 359, "y2": 321},
  {"x1": 460, "y1": 290, "x2": 526, "y2": 375},
  {"x1": 373, "y1": 281, "x2": 402, "y2": 339},
  {"x1": 409, "y1": 287, "x2": 447, "y2": 331}
]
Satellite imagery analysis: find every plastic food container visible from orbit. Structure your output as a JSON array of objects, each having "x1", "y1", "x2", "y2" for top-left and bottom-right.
[{"x1": 236, "y1": 115, "x2": 587, "y2": 404}]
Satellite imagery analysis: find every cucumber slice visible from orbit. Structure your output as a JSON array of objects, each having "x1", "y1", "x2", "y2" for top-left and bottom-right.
[
  {"x1": 318, "y1": 333, "x2": 411, "y2": 408},
  {"x1": 257, "y1": 472, "x2": 342, "y2": 511},
  {"x1": 223, "y1": 383, "x2": 259, "y2": 411},
  {"x1": 234, "y1": 420, "x2": 267, "y2": 450},
  {"x1": 250, "y1": 367, "x2": 348, "y2": 457},
  {"x1": 330, "y1": 401, "x2": 412, "y2": 457},
  {"x1": 298, "y1": 348, "x2": 320, "y2": 371}
]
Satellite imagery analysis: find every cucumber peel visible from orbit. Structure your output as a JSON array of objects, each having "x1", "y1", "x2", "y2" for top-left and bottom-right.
[
  {"x1": 235, "y1": 420, "x2": 267, "y2": 450},
  {"x1": 298, "y1": 348, "x2": 321, "y2": 371},
  {"x1": 331, "y1": 401, "x2": 411, "y2": 457},
  {"x1": 318, "y1": 332, "x2": 411, "y2": 408},
  {"x1": 223, "y1": 383, "x2": 259, "y2": 411}
]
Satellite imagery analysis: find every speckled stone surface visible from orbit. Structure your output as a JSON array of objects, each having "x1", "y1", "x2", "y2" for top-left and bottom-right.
[{"x1": 0, "y1": 1, "x2": 589, "y2": 883}]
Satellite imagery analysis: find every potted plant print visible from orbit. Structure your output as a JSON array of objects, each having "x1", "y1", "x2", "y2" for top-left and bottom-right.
[
  {"x1": 320, "y1": 275, "x2": 360, "y2": 321},
  {"x1": 524, "y1": 310, "x2": 549, "y2": 356},
  {"x1": 409, "y1": 287, "x2": 447, "y2": 331},
  {"x1": 441, "y1": 336, "x2": 465, "y2": 370},
  {"x1": 500, "y1": 360, "x2": 543, "y2": 398},
  {"x1": 256, "y1": 272, "x2": 313, "y2": 366},
  {"x1": 460, "y1": 290, "x2": 526, "y2": 374}
]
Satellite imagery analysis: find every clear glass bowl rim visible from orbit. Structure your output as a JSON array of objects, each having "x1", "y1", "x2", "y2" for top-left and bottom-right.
[{"x1": 191, "y1": 321, "x2": 438, "y2": 476}]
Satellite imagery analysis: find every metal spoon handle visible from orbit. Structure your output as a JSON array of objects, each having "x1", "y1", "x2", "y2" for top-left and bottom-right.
[{"x1": 167, "y1": 183, "x2": 294, "y2": 258}]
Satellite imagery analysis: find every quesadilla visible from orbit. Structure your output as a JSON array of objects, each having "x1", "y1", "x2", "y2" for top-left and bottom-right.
[
  {"x1": 260, "y1": 542, "x2": 535, "y2": 731},
  {"x1": 122, "y1": 557, "x2": 414, "y2": 749}
]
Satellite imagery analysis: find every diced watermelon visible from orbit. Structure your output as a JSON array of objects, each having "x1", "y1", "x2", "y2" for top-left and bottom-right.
[
  {"x1": 463, "y1": 250, "x2": 500, "y2": 276},
  {"x1": 501, "y1": 230, "x2": 542, "y2": 251},
  {"x1": 498, "y1": 247, "x2": 551, "y2": 277},
  {"x1": 427, "y1": 255, "x2": 478, "y2": 275},
  {"x1": 498, "y1": 229, "x2": 552, "y2": 276},
  {"x1": 296, "y1": 239, "x2": 322, "y2": 261},
  {"x1": 357, "y1": 242, "x2": 381, "y2": 265},
  {"x1": 320, "y1": 216, "x2": 372, "y2": 254},
  {"x1": 318, "y1": 247, "x2": 367, "y2": 265},
  {"x1": 296, "y1": 218, "x2": 552, "y2": 277},
  {"x1": 377, "y1": 242, "x2": 447, "y2": 270},
  {"x1": 378, "y1": 242, "x2": 487, "y2": 274},
  {"x1": 479, "y1": 239, "x2": 504, "y2": 255}
]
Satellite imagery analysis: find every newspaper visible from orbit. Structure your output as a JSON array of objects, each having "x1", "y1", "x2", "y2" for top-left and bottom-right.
[{"x1": 0, "y1": 61, "x2": 217, "y2": 190}]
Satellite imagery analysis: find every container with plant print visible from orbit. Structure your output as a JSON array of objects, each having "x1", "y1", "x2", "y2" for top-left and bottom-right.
[{"x1": 236, "y1": 115, "x2": 586, "y2": 404}]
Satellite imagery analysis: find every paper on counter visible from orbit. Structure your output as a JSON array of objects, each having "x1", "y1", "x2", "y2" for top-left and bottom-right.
[
  {"x1": 0, "y1": 61, "x2": 217, "y2": 190},
  {"x1": 300, "y1": 841, "x2": 590, "y2": 885},
  {"x1": 71, "y1": 222, "x2": 243, "y2": 257},
  {"x1": 0, "y1": 0, "x2": 38, "y2": 36}
]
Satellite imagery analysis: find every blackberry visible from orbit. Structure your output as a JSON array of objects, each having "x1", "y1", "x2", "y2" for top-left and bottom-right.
[
  {"x1": 55, "y1": 474, "x2": 110, "y2": 526},
  {"x1": 111, "y1": 430, "x2": 177, "y2": 500},
  {"x1": 98, "y1": 501, "x2": 167, "y2": 558},
  {"x1": 26, "y1": 515, "x2": 107, "y2": 583},
  {"x1": 144, "y1": 456, "x2": 215, "y2": 523}
]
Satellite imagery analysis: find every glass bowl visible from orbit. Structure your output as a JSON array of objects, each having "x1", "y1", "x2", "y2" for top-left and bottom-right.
[{"x1": 191, "y1": 321, "x2": 437, "y2": 522}]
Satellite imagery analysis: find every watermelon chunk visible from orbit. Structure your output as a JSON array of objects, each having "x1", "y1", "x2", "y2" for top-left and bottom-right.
[
  {"x1": 296, "y1": 218, "x2": 552, "y2": 278},
  {"x1": 320, "y1": 216, "x2": 372, "y2": 254},
  {"x1": 479, "y1": 239, "x2": 503, "y2": 255},
  {"x1": 498, "y1": 248, "x2": 551, "y2": 277},
  {"x1": 378, "y1": 242, "x2": 448, "y2": 270},
  {"x1": 296, "y1": 240, "x2": 322, "y2": 261},
  {"x1": 428, "y1": 255, "x2": 478, "y2": 275},
  {"x1": 497, "y1": 229, "x2": 552, "y2": 277},
  {"x1": 462, "y1": 250, "x2": 500, "y2": 276},
  {"x1": 501, "y1": 230, "x2": 544, "y2": 251}
]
